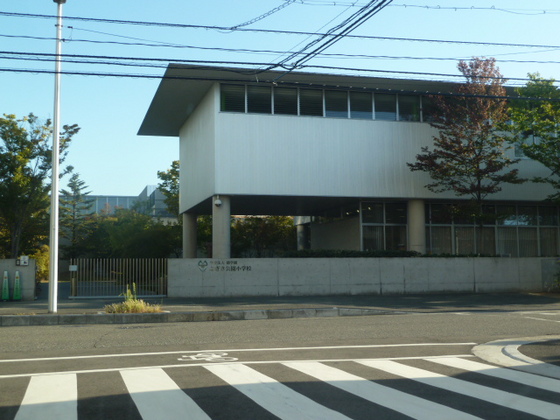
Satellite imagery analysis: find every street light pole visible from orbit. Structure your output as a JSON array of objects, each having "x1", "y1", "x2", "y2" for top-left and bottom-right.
[{"x1": 48, "y1": 0, "x2": 67, "y2": 313}]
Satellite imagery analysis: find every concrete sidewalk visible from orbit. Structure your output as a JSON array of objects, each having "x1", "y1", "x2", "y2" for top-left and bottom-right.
[{"x1": 1, "y1": 289, "x2": 559, "y2": 324}]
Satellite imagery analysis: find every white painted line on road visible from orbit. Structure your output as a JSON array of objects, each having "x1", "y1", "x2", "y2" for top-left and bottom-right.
[
  {"x1": 205, "y1": 363, "x2": 351, "y2": 420},
  {"x1": 360, "y1": 360, "x2": 560, "y2": 420},
  {"x1": 429, "y1": 357, "x2": 560, "y2": 393},
  {"x1": 14, "y1": 373, "x2": 77, "y2": 420},
  {"x1": 0, "y1": 354, "x2": 475, "y2": 379},
  {"x1": 524, "y1": 316, "x2": 560, "y2": 324},
  {"x1": 121, "y1": 368, "x2": 211, "y2": 420},
  {"x1": 0, "y1": 342, "x2": 477, "y2": 364},
  {"x1": 284, "y1": 361, "x2": 482, "y2": 420}
]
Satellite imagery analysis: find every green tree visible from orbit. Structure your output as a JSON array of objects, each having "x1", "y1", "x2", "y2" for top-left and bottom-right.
[
  {"x1": 232, "y1": 216, "x2": 296, "y2": 257},
  {"x1": 408, "y1": 58, "x2": 523, "y2": 252},
  {"x1": 506, "y1": 73, "x2": 560, "y2": 200},
  {"x1": 60, "y1": 172, "x2": 94, "y2": 258},
  {"x1": 84, "y1": 209, "x2": 180, "y2": 258},
  {"x1": 0, "y1": 113, "x2": 79, "y2": 258},
  {"x1": 157, "y1": 160, "x2": 179, "y2": 216}
]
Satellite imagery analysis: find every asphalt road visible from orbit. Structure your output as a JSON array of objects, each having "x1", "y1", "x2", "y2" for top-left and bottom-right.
[{"x1": 1, "y1": 309, "x2": 560, "y2": 419}]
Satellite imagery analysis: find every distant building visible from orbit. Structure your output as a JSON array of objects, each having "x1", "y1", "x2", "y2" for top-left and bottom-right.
[{"x1": 81, "y1": 186, "x2": 175, "y2": 220}]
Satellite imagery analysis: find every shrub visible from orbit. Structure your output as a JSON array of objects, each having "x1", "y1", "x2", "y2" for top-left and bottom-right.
[{"x1": 103, "y1": 283, "x2": 163, "y2": 314}]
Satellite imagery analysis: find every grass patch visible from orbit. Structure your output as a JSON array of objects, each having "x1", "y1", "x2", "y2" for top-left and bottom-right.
[{"x1": 103, "y1": 283, "x2": 163, "y2": 314}]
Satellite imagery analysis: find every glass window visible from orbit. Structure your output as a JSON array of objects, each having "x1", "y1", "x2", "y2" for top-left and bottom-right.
[
  {"x1": 247, "y1": 85, "x2": 271, "y2": 114},
  {"x1": 300, "y1": 89, "x2": 323, "y2": 116},
  {"x1": 497, "y1": 205, "x2": 517, "y2": 226},
  {"x1": 386, "y1": 226, "x2": 407, "y2": 250},
  {"x1": 363, "y1": 226, "x2": 384, "y2": 251},
  {"x1": 497, "y1": 227, "x2": 518, "y2": 257},
  {"x1": 220, "y1": 84, "x2": 245, "y2": 112},
  {"x1": 429, "y1": 204, "x2": 452, "y2": 224},
  {"x1": 455, "y1": 227, "x2": 475, "y2": 254},
  {"x1": 385, "y1": 203, "x2": 407, "y2": 224},
  {"x1": 421, "y1": 96, "x2": 438, "y2": 122},
  {"x1": 478, "y1": 227, "x2": 496, "y2": 255},
  {"x1": 429, "y1": 226, "x2": 452, "y2": 254},
  {"x1": 350, "y1": 92, "x2": 372, "y2": 119},
  {"x1": 517, "y1": 206, "x2": 538, "y2": 226},
  {"x1": 399, "y1": 95, "x2": 420, "y2": 122},
  {"x1": 540, "y1": 227, "x2": 558, "y2": 256},
  {"x1": 361, "y1": 203, "x2": 383, "y2": 223},
  {"x1": 539, "y1": 207, "x2": 558, "y2": 226},
  {"x1": 274, "y1": 87, "x2": 298, "y2": 115},
  {"x1": 374, "y1": 94, "x2": 396, "y2": 121},
  {"x1": 518, "y1": 228, "x2": 538, "y2": 257},
  {"x1": 325, "y1": 90, "x2": 348, "y2": 118}
]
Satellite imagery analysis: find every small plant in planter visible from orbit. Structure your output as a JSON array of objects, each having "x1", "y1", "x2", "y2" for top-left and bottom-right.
[{"x1": 104, "y1": 283, "x2": 163, "y2": 314}]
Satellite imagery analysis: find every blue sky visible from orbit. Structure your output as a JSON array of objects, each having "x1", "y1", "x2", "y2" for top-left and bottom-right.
[{"x1": 2, "y1": 0, "x2": 559, "y2": 195}]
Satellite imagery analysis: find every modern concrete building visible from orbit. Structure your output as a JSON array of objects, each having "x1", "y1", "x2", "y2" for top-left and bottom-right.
[{"x1": 139, "y1": 65, "x2": 558, "y2": 259}]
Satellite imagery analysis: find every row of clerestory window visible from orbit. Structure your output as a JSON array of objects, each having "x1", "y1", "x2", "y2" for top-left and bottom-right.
[{"x1": 220, "y1": 84, "x2": 438, "y2": 122}]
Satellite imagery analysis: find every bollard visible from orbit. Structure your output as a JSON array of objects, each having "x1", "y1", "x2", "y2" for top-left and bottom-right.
[
  {"x1": 13, "y1": 271, "x2": 22, "y2": 301},
  {"x1": 2, "y1": 271, "x2": 9, "y2": 301}
]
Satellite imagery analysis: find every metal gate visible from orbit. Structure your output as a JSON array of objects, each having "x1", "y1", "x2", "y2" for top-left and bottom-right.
[{"x1": 69, "y1": 258, "x2": 167, "y2": 298}]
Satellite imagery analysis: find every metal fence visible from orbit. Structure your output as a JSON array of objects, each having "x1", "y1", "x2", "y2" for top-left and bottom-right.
[{"x1": 69, "y1": 258, "x2": 168, "y2": 298}]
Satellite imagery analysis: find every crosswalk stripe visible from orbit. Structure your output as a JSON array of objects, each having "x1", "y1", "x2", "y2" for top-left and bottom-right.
[
  {"x1": 429, "y1": 357, "x2": 560, "y2": 393},
  {"x1": 360, "y1": 360, "x2": 560, "y2": 420},
  {"x1": 120, "y1": 368, "x2": 211, "y2": 420},
  {"x1": 284, "y1": 361, "x2": 482, "y2": 420},
  {"x1": 14, "y1": 374, "x2": 77, "y2": 420},
  {"x1": 205, "y1": 363, "x2": 351, "y2": 420}
]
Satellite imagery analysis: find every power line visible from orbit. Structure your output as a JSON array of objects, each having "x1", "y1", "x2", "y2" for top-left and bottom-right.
[
  {"x1": 2, "y1": 11, "x2": 560, "y2": 49},
  {"x1": 1, "y1": 65, "x2": 557, "y2": 101}
]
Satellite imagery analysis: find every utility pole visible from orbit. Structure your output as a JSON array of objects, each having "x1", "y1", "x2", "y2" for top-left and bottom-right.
[{"x1": 49, "y1": 0, "x2": 67, "y2": 313}]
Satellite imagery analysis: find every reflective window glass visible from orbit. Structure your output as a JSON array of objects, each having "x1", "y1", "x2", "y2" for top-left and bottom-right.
[
  {"x1": 375, "y1": 94, "x2": 396, "y2": 120},
  {"x1": 350, "y1": 92, "x2": 373, "y2": 119},
  {"x1": 247, "y1": 85, "x2": 271, "y2": 114},
  {"x1": 220, "y1": 84, "x2": 245, "y2": 112},
  {"x1": 325, "y1": 90, "x2": 348, "y2": 118},
  {"x1": 362, "y1": 203, "x2": 383, "y2": 223},
  {"x1": 274, "y1": 87, "x2": 298, "y2": 115},
  {"x1": 399, "y1": 95, "x2": 420, "y2": 121},
  {"x1": 385, "y1": 203, "x2": 407, "y2": 224},
  {"x1": 300, "y1": 89, "x2": 323, "y2": 116}
]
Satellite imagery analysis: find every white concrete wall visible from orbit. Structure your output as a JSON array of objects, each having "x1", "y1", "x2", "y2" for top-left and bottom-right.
[
  {"x1": 168, "y1": 257, "x2": 555, "y2": 298},
  {"x1": 179, "y1": 84, "x2": 218, "y2": 214},
  {"x1": 0, "y1": 259, "x2": 37, "y2": 301},
  {"x1": 178, "y1": 84, "x2": 555, "y2": 213}
]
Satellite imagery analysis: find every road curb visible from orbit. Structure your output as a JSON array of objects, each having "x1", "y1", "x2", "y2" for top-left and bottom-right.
[
  {"x1": 473, "y1": 336, "x2": 560, "y2": 380},
  {"x1": 0, "y1": 307, "x2": 398, "y2": 327}
]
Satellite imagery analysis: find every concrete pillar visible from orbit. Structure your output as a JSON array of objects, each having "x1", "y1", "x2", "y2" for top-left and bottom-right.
[
  {"x1": 408, "y1": 199, "x2": 426, "y2": 254},
  {"x1": 212, "y1": 195, "x2": 231, "y2": 258},
  {"x1": 182, "y1": 213, "x2": 197, "y2": 258},
  {"x1": 296, "y1": 224, "x2": 307, "y2": 250}
]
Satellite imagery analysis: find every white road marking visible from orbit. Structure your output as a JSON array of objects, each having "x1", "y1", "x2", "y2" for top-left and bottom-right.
[
  {"x1": 524, "y1": 316, "x2": 560, "y2": 324},
  {"x1": 284, "y1": 361, "x2": 482, "y2": 420},
  {"x1": 360, "y1": 360, "x2": 560, "y2": 420},
  {"x1": 0, "y1": 342, "x2": 477, "y2": 363},
  {"x1": 0, "y1": 354, "x2": 475, "y2": 379},
  {"x1": 120, "y1": 368, "x2": 211, "y2": 420},
  {"x1": 430, "y1": 357, "x2": 560, "y2": 392},
  {"x1": 14, "y1": 374, "x2": 77, "y2": 420},
  {"x1": 205, "y1": 363, "x2": 351, "y2": 420}
]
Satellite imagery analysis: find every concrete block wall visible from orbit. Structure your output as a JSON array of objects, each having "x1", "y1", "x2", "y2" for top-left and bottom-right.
[
  {"x1": 0, "y1": 259, "x2": 37, "y2": 301},
  {"x1": 168, "y1": 257, "x2": 557, "y2": 298}
]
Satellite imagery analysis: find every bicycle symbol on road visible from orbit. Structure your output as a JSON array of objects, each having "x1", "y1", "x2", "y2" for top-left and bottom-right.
[{"x1": 178, "y1": 352, "x2": 238, "y2": 362}]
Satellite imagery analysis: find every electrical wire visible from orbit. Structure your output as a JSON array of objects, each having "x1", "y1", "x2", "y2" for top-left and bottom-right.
[{"x1": 2, "y1": 11, "x2": 560, "y2": 50}]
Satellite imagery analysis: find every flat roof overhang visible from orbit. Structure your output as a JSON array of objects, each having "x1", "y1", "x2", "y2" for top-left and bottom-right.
[
  {"x1": 189, "y1": 194, "x2": 366, "y2": 217},
  {"x1": 138, "y1": 64, "x2": 466, "y2": 137}
]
